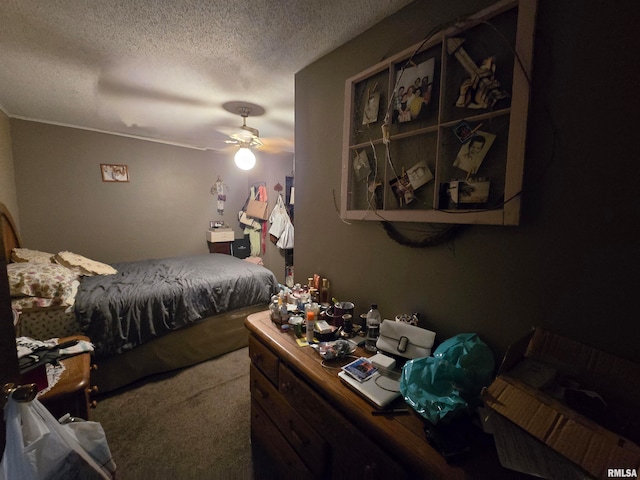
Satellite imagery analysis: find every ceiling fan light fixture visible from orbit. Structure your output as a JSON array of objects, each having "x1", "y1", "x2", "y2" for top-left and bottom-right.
[{"x1": 234, "y1": 147, "x2": 256, "y2": 170}]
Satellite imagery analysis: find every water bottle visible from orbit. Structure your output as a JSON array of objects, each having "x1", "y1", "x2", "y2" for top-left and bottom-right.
[{"x1": 365, "y1": 304, "x2": 381, "y2": 352}]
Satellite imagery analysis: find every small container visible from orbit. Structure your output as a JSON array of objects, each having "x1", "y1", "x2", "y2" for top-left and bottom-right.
[
  {"x1": 269, "y1": 299, "x2": 281, "y2": 324},
  {"x1": 306, "y1": 311, "x2": 315, "y2": 343},
  {"x1": 315, "y1": 325, "x2": 338, "y2": 342},
  {"x1": 289, "y1": 315, "x2": 304, "y2": 337},
  {"x1": 342, "y1": 314, "x2": 353, "y2": 334}
]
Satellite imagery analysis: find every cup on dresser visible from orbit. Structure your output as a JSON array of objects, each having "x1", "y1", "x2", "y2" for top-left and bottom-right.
[{"x1": 327, "y1": 302, "x2": 355, "y2": 327}]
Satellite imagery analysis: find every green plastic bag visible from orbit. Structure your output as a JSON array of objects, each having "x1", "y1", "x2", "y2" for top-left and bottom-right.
[{"x1": 399, "y1": 333, "x2": 495, "y2": 424}]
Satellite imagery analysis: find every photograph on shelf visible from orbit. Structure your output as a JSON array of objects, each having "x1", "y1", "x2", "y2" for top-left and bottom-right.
[
  {"x1": 406, "y1": 160, "x2": 433, "y2": 191},
  {"x1": 439, "y1": 179, "x2": 490, "y2": 210},
  {"x1": 389, "y1": 173, "x2": 415, "y2": 206},
  {"x1": 450, "y1": 179, "x2": 490, "y2": 204},
  {"x1": 352, "y1": 150, "x2": 371, "y2": 183},
  {"x1": 393, "y1": 57, "x2": 435, "y2": 124},
  {"x1": 452, "y1": 131, "x2": 496, "y2": 176},
  {"x1": 362, "y1": 92, "x2": 381, "y2": 125}
]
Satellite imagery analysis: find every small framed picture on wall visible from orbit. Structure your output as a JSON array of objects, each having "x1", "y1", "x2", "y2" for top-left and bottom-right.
[{"x1": 100, "y1": 164, "x2": 130, "y2": 182}]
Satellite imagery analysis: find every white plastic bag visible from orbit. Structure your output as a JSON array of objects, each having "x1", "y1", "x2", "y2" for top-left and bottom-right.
[
  {"x1": 62, "y1": 417, "x2": 117, "y2": 478},
  {"x1": 0, "y1": 396, "x2": 114, "y2": 480},
  {"x1": 276, "y1": 216, "x2": 294, "y2": 249},
  {"x1": 268, "y1": 195, "x2": 287, "y2": 240},
  {"x1": 269, "y1": 194, "x2": 294, "y2": 249}
]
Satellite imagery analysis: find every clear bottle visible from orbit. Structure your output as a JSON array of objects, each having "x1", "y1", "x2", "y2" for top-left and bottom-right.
[
  {"x1": 365, "y1": 304, "x2": 381, "y2": 352},
  {"x1": 320, "y1": 278, "x2": 330, "y2": 304},
  {"x1": 269, "y1": 297, "x2": 281, "y2": 324},
  {"x1": 279, "y1": 296, "x2": 289, "y2": 325},
  {"x1": 306, "y1": 311, "x2": 316, "y2": 343}
]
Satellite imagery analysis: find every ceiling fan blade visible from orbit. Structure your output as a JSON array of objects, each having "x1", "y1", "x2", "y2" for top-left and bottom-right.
[
  {"x1": 215, "y1": 125, "x2": 247, "y2": 137},
  {"x1": 213, "y1": 102, "x2": 293, "y2": 154},
  {"x1": 98, "y1": 76, "x2": 212, "y2": 107},
  {"x1": 260, "y1": 137, "x2": 294, "y2": 153}
]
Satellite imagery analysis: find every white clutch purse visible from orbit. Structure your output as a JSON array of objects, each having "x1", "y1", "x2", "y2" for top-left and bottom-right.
[{"x1": 376, "y1": 319, "x2": 436, "y2": 359}]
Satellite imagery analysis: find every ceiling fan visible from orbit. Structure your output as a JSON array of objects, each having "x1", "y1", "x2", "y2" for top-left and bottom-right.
[{"x1": 220, "y1": 101, "x2": 284, "y2": 169}]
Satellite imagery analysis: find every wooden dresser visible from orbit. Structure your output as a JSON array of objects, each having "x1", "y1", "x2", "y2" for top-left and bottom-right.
[{"x1": 245, "y1": 310, "x2": 533, "y2": 480}]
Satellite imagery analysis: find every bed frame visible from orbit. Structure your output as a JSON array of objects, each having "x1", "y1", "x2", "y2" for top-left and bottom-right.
[
  {"x1": 0, "y1": 202, "x2": 20, "y2": 262},
  {"x1": 1, "y1": 202, "x2": 266, "y2": 393}
]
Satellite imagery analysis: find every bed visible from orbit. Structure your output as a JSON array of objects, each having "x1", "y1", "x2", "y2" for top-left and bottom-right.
[{"x1": 1, "y1": 202, "x2": 278, "y2": 393}]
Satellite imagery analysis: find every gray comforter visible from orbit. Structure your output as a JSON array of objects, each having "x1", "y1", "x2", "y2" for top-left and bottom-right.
[{"x1": 75, "y1": 254, "x2": 278, "y2": 358}]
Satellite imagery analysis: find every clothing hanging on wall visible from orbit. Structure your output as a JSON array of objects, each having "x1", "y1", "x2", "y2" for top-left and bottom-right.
[
  {"x1": 268, "y1": 194, "x2": 294, "y2": 249},
  {"x1": 242, "y1": 184, "x2": 268, "y2": 257}
]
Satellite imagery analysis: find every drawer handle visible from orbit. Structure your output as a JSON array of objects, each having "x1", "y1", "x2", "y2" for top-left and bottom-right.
[
  {"x1": 288, "y1": 420, "x2": 309, "y2": 446},
  {"x1": 89, "y1": 400, "x2": 98, "y2": 409},
  {"x1": 363, "y1": 462, "x2": 378, "y2": 479},
  {"x1": 251, "y1": 352, "x2": 262, "y2": 362},
  {"x1": 253, "y1": 384, "x2": 268, "y2": 400},
  {"x1": 280, "y1": 381, "x2": 290, "y2": 394}
]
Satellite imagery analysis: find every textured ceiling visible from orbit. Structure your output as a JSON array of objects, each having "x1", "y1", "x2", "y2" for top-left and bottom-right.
[{"x1": 0, "y1": 0, "x2": 413, "y2": 153}]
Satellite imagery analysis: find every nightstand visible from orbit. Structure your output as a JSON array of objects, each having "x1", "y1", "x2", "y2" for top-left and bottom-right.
[
  {"x1": 37, "y1": 335, "x2": 97, "y2": 420},
  {"x1": 207, "y1": 228, "x2": 234, "y2": 255},
  {"x1": 207, "y1": 241, "x2": 232, "y2": 255}
]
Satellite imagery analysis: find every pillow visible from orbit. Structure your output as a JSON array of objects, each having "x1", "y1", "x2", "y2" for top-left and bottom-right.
[
  {"x1": 7, "y1": 263, "x2": 80, "y2": 306},
  {"x1": 11, "y1": 248, "x2": 55, "y2": 264},
  {"x1": 54, "y1": 251, "x2": 117, "y2": 276}
]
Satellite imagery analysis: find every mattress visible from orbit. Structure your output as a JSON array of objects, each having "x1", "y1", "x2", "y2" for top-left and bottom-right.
[
  {"x1": 14, "y1": 307, "x2": 81, "y2": 340},
  {"x1": 75, "y1": 253, "x2": 278, "y2": 358}
]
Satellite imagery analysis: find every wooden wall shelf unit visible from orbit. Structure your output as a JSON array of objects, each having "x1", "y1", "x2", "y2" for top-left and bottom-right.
[{"x1": 341, "y1": 0, "x2": 537, "y2": 225}]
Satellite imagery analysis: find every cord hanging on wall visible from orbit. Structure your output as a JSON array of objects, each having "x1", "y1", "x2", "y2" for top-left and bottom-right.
[{"x1": 381, "y1": 222, "x2": 464, "y2": 248}]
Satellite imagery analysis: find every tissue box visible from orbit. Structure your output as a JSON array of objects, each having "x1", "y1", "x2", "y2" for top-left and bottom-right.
[{"x1": 482, "y1": 328, "x2": 640, "y2": 479}]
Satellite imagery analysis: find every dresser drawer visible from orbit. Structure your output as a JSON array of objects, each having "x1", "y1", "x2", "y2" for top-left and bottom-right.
[
  {"x1": 332, "y1": 433, "x2": 408, "y2": 480},
  {"x1": 251, "y1": 400, "x2": 314, "y2": 480},
  {"x1": 279, "y1": 362, "x2": 348, "y2": 444},
  {"x1": 249, "y1": 334, "x2": 279, "y2": 386},
  {"x1": 279, "y1": 362, "x2": 407, "y2": 478},
  {"x1": 251, "y1": 364, "x2": 328, "y2": 478}
]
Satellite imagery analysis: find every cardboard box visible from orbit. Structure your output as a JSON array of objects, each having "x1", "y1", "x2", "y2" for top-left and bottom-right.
[
  {"x1": 207, "y1": 228, "x2": 234, "y2": 243},
  {"x1": 482, "y1": 328, "x2": 640, "y2": 479}
]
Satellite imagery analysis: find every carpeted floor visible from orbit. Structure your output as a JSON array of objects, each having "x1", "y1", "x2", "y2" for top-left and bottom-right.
[{"x1": 91, "y1": 347, "x2": 254, "y2": 480}]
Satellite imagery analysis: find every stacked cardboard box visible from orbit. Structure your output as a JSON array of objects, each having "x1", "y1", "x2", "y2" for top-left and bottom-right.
[{"x1": 482, "y1": 328, "x2": 640, "y2": 479}]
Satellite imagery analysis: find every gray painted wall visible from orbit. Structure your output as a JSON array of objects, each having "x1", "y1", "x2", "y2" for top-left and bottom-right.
[
  {"x1": 9, "y1": 120, "x2": 292, "y2": 282},
  {"x1": 294, "y1": 0, "x2": 639, "y2": 363}
]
